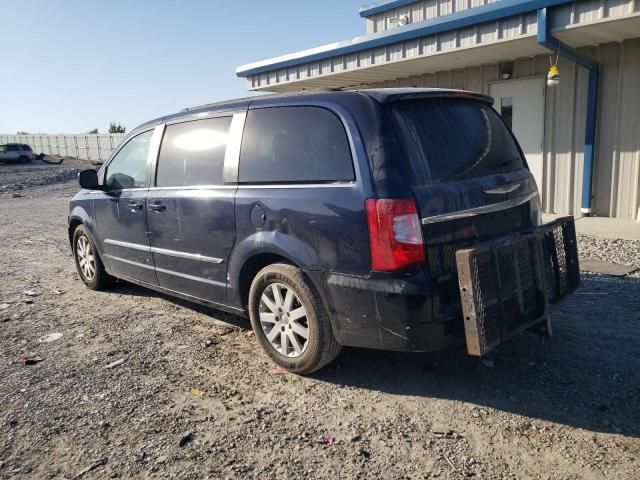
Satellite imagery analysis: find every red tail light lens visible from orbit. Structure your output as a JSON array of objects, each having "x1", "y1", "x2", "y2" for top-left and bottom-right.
[{"x1": 365, "y1": 198, "x2": 425, "y2": 271}]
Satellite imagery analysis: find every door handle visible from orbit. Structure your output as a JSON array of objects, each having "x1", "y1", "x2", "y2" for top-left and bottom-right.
[
  {"x1": 148, "y1": 202, "x2": 166, "y2": 212},
  {"x1": 128, "y1": 202, "x2": 144, "y2": 211}
]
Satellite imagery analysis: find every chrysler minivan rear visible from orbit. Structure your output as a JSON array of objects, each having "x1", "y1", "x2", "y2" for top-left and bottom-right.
[{"x1": 324, "y1": 90, "x2": 577, "y2": 357}]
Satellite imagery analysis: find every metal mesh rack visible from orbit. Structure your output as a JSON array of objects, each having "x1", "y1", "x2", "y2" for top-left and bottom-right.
[{"x1": 456, "y1": 217, "x2": 579, "y2": 356}]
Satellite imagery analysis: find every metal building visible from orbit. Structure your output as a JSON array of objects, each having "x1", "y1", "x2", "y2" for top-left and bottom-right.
[{"x1": 236, "y1": 0, "x2": 640, "y2": 220}]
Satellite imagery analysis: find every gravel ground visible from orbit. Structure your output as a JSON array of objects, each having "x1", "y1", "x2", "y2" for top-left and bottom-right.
[
  {"x1": 577, "y1": 235, "x2": 640, "y2": 278},
  {"x1": 0, "y1": 174, "x2": 639, "y2": 479},
  {"x1": 0, "y1": 156, "x2": 93, "y2": 194}
]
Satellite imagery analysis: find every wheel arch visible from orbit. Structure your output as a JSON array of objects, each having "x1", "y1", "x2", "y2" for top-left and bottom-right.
[
  {"x1": 227, "y1": 230, "x2": 322, "y2": 309},
  {"x1": 68, "y1": 217, "x2": 83, "y2": 246},
  {"x1": 68, "y1": 205, "x2": 99, "y2": 252},
  {"x1": 235, "y1": 252, "x2": 296, "y2": 310}
]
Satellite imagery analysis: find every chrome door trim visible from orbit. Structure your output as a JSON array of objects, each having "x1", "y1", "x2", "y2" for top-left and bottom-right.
[
  {"x1": 103, "y1": 254, "x2": 154, "y2": 269},
  {"x1": 155, "y1": 265, "x2": 227, "y2": 287},
  {"x1": 104, "y1": 239, "x2": 224, "y2": 264},
  {"x1": 104, "y1": 255, "x2": 227, "y2": 287},
  {"x1": 237, "y1": 182, "x2": 356, "y2": 189},
  {"x1": 146, "y1": 182, "x2": 357, "y2": 191},
  {"x1": 147, "y1": 185, "x2": 238, "y2": 192},
  {"x1": 421, "y1": 191, "x2": 539, "y2": 225},
  {"x1": 151, "y1": 246, "x2": 224, "y2": 264},
  {"x1": 147, "y1": 124, "x2": 165, "y2": 172},
  {"x1": 104, "y1": 238, "x2": 150, "y2": 252},
  {"x1": 222, "y1": 112, "x2": 247, "y2": 184}
]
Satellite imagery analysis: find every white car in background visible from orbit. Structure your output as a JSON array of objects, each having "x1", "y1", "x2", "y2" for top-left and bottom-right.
[{"x1": 0, "y1": 143, "x2": 36, "y2": 163}]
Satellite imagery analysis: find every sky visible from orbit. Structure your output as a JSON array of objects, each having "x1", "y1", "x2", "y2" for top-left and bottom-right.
[{"x1": 0, "y1": 0, "x2": 366, "y2": 134}]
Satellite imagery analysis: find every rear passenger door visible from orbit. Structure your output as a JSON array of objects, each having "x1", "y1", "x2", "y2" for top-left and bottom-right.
[
  {"x1": 146, "y1": 113, "x2": 244, "y2": 305},
  {"x1": 233, "y1": 105, "x2": 370, "y2": 280}
]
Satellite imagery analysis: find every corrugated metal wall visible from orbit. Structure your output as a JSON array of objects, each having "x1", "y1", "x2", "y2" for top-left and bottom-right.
[
  {"x1": 366, "y1": 38, "x2": 640, "y2": 219},
  {"x1": 365, "y1": 0, "x2": 501, "y2": 34},
  {"x1": 248, "y1": 10, "x2": 541, "y2": 90},
  {"x1": 592, "y1": 39, "x2": 640, "y2": 219}
]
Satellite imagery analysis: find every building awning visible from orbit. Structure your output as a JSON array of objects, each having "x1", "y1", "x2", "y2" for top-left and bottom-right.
[{"x1": 236, "y1": 0, "x2": 640, "y2": 92}]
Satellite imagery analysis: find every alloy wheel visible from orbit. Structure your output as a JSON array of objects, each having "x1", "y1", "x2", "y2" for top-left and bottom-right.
[
  {"x1": 258, "y1": 282, "x2": 309, "y2": 357},
  {"x1": 76, "y1": 235, "x2": 96, "y2": 281}
]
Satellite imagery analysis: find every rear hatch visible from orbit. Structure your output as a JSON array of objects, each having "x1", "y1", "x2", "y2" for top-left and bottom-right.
[{"x1": 384, "y1": 94, "x2": 541, "y2": 284}]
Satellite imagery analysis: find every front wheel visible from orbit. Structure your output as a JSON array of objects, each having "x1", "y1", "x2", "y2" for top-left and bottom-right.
[
  {"x1": 248, "y1": 263, "x2": 341, "y2": 374},
  {"x1": 72, "y1": 225, "x2": 111, "y2": 290},
  {"x1": 18, "y1": 155, "x2": 31, "y2": 164}
]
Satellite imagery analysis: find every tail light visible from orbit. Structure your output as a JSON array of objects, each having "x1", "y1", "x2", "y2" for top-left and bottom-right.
[{"x1": 365, "y1": 198, "x2": 425, "y2": 271}]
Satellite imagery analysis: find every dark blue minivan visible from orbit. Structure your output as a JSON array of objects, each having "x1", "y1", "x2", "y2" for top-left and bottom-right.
[{"x1": 69, "y1": 89, "x2": 578, "y2": 374}]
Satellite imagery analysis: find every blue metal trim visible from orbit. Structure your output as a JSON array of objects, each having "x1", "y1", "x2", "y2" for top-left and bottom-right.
[
  {"x1": 236, "y1": 0, "x2": 573, "y2": 78},
  {"x1": 359, "y1": 0, "x2": 422, "y2": 17},
  {"x1": 537, "y1": 7, "x2": 599, "y2": 213}
]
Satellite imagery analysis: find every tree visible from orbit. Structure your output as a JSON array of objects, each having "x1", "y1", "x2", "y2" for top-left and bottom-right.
[
  {"x1": 88, "y1": 128, "x2": 99, "y2": 134},
  {"x1": 16, "y1": 131, "x2": 29, "y2": 135},
  {"x1": 108, "y1": 122, "x2": 126, "y2": 134}
]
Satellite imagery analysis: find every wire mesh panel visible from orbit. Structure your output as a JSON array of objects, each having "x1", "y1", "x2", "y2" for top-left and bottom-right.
[
  {"x1": 456, "y1": 217, "x2": 579, "y2": 356},
  {"x1": 427, "y1": 239, "x2": 473, "y2": 279}
]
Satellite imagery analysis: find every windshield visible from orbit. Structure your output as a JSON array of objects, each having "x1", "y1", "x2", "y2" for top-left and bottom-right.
[{"x1": 387, "y1": 99, "x2": 525, "y2": 185}]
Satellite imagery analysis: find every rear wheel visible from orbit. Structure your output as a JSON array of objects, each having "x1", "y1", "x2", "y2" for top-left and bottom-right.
[
  {"x1": 73, "y1": 225, "x2": 111, "y2": 290},
  {"x1": 248, "y1": 263, "x2": 341, "y2": 374}
]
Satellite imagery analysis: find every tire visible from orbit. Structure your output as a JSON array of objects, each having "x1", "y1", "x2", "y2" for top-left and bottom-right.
[
  {"x1": 248, "y1": 263, "x2": 341, "y2": 374},
  {"x1": 18, "y1": 155, "x2": 30, "y2": 164},
  {"x1": 72, "y1": 225, "x2": 111, "y2": 290}
]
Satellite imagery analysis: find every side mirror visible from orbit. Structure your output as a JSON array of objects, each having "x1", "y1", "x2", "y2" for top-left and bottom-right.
[{"x1": 78, "y1": 169, "x2": 100, "y2": 190}]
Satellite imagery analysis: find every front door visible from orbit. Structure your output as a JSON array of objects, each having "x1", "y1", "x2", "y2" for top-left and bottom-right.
[
  {"x1": 490, "y1": 77, "x2": 545, "y2": 195},
  {"x1": 94, "y1": 128, "x2": 159, "y2": 285},
  {"x1": 145, "y1": 114, "x2": 240, "y2": 305}
]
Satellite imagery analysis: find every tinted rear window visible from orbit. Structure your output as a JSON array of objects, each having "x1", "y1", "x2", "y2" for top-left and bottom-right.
[
  {"x1": 156, "y1": 116, "x2": 232, "y2": 187},
  {"x1": 239, "y1": 106, "x2": 354, "y2": 183},
  {"x1": 388, "y1": 99, "x2": 525, "y2": 185}
]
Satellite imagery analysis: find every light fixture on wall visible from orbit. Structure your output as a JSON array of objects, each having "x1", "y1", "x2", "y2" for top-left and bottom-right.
[
  {"x1": 500, "y1": 62, "x2": 513, "y2": 80},
  {"x1": 388, "y1": 14, "x2": 409, "y2": 27}
]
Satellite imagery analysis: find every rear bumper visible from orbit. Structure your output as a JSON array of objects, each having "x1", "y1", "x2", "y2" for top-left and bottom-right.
[
  {"x1": 308, "y1": 216, "x2": 579, "y2": 355},
  {"x1": 308, "y1": 270, "x2": 465, "y2": 352}
]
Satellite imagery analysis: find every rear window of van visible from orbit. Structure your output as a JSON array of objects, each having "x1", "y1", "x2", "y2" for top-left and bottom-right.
[{"x1": 387, "y1": 99, "x2": 525, "y2": 185}]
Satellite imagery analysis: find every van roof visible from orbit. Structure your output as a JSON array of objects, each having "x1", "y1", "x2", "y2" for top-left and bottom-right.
[
  {"x1": 181, "y1": 88, "x2": 492, "y2": 111},
  {"x1": 134, "y1": 88, "x2": 492, "y2": 134}
]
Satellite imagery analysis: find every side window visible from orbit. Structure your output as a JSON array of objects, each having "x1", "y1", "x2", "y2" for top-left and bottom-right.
[
  {"x1": 7, "y1": 144, "x2": 19, "y2": 152},
  {"x1": 105, "y1": 130, "x2": 153, "y2": 190},
  {"x1": 0, "y1": 145, "x2": 6, "y2": 153},
  {"x1": 239, "y1": 107, "x2": 354, "y2": 183},
  {"x1": 156, "y1": 116, "x2": 231, "y2": 187}
]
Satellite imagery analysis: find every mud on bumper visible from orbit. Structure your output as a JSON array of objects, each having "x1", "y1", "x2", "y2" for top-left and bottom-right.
[{"x1": 455, "y1": 216, "x2": 580, "y2": 356}]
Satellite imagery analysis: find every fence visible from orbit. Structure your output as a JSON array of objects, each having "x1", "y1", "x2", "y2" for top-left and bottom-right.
[{"x1": 0, "y1": 133, "x2": 125, "y2": 163}]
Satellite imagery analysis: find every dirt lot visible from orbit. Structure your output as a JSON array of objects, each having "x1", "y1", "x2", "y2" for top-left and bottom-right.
[
  {"x1": 1, "y1": 163, "x2": 639, "y2": 479},
  {"x1": 0, "y1": 156, "x2": 90, "y2": 195}
]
